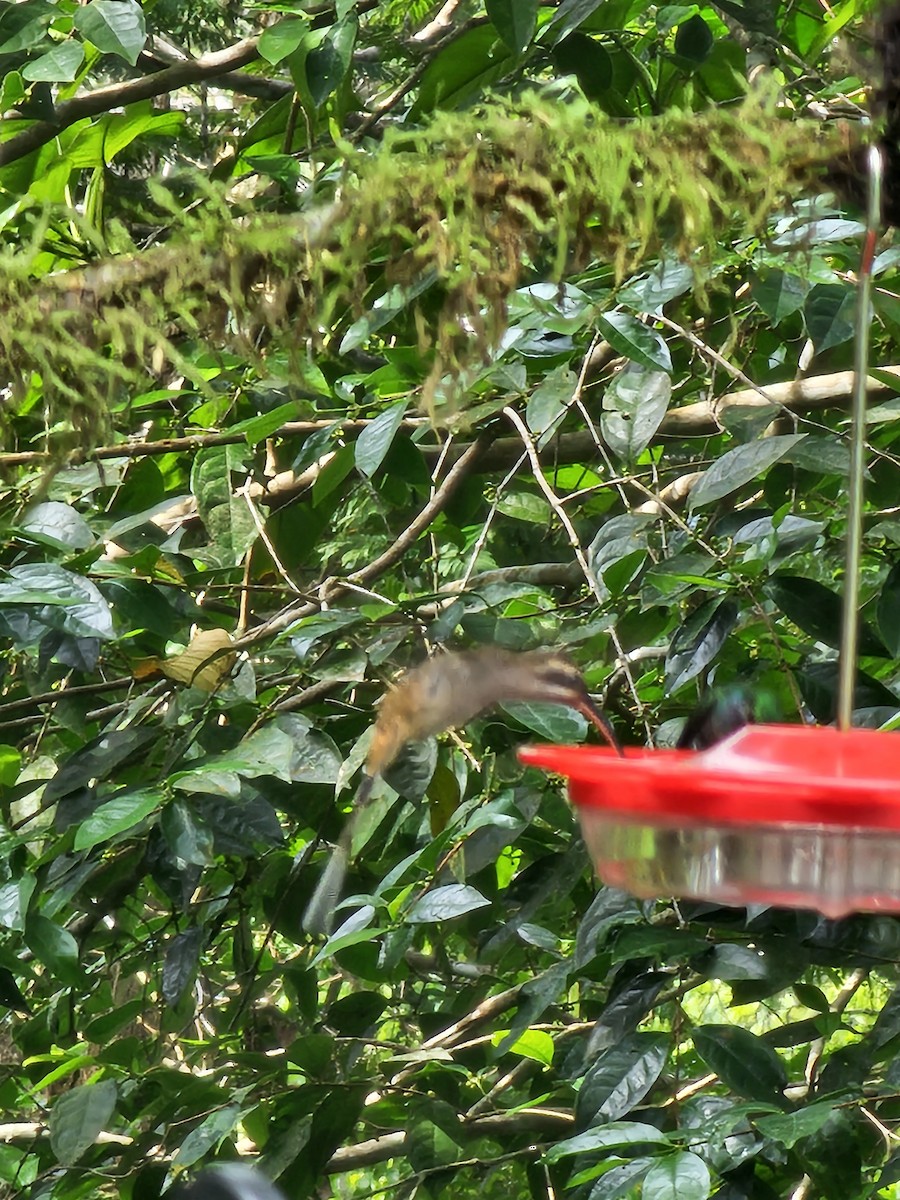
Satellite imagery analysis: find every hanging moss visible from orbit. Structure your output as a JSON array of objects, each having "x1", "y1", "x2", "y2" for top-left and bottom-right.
[{"x1": 0, "y1": 93, "x2": 848, "y2": 432}]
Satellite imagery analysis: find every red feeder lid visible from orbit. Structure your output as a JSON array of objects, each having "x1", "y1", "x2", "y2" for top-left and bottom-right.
[{"x1": 519, "y1": 724, "x2": 900, "y2": 831}]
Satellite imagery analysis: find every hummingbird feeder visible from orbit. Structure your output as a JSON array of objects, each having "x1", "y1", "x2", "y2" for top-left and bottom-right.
[{"x1": 520, "y1": 145, "x2": 900, "y2": 918}]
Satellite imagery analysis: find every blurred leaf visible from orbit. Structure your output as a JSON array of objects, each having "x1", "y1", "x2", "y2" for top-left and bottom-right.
[
  {"x1": 25, "y1": 915, "x2": 80, "y2": 986},
  {"x1": 798, "y1": 661, "x2": 899, "y2": 723},
  {"x1": 674, "y1": 15, "x2": 714, "y2": 63},
  {"x1": 878, "y1": 562, "x2": 900, "y2": 656},
  {"x1": 173, "y1": 1104, "x2": 242, "y2": 1168},
  {"x1": 643, "y1": 1151, "x2": 711, "y2": 1200},
  {"x1": 23, "y1": 40, "x2": 84, "y2": 82},
  {"x1": 753, "y1": 268, "x2": 809, "y2": 322},
  {"x1": 545, "y1": 0, "x2": 608, "y2": 45},
  {"x1": 49, "y1": 1081, "x2": 117, "y2": 1166},
  {"x1": 307, "y1": 15, "x2": 356, "y2": 106},
  {"x1": 526, "y1": 364, "x2": 576, "y2": 437},
  {"x1": 0, "y1": 563, "x2": 114, "y2": 642},
  {"x1": 487, "y1": 0, "x2": 540, "y2": 53},
  {"x1": 552, "y1": 33, "x2": 613, "y2": 98},
  {"x1": 259, "y1": 15, "x2": 308, "y2": 63},
  {"x1": 805, "y1": 284, "x2": 856, "y2": 351}
]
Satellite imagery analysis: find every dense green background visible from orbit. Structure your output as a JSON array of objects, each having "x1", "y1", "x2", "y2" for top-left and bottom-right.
[{"x1": 2, "y1": 1, "x2": 900, "y2": 1198}]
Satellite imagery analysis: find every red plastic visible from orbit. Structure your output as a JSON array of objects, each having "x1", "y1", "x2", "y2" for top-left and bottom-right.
[
  {"x1": 519, "y1": 725, "x2": 900, "y2": 829},
  {"x1": 518, "y1": 725, "x2": 900, "y2": 917}
]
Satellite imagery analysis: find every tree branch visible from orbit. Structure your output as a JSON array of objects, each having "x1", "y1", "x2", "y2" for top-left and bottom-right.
[
  {"x1": 0, "y1": 38, "x2": 261, "y2": 167},
  {"x1": 325, "y1": 1108, "x2": 573, "y2": 1174}
]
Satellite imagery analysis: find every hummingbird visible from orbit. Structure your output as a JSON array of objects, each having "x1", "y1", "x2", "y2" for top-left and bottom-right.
[
  {"x1": 676, "y1": 685, "x2": 776, "y2": 750},
  {"x1": 303, "y1": 646, "x2": 621, "y2": 934}
]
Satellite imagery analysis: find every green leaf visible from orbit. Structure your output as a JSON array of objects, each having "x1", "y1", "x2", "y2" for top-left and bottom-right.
[
  {"x1": 753, "y1": 269, "x2": 809, "y2": 323},
  {"x1": 595, "y1": 312, "x2": 672, "y2": 372},
  {"x1": 688, "y1": 434, "x2": 806, "y2": 508},
  {"x1": 643, "y1": 1151, "x2": 711, "y2": 1200},
  {"x1": 576, "y1": 1032, "x2": 669, "y2": 1124},
  {"x1": 191, "y1": 445, "x2": 257, "y2": 567},
  {"x1": 665, "y1": 598, "x2": 738, "y2": 692},
  {"x1": 494, "y1": 1028, "x2": 555, "y2": 1065},
  {"x1": 25, "y1": 915, "x2": 80, "y2": 986},
  {"x1": 312, "y1": 443, "x2": 355, "y2": 505},
  {"x1": 501, "y1": 699, "x2": 587, "y2": 741},
  {"x1": 692, "y1": 1025, "x2": 788, "y2": 1106},
  {"x1": 340, "y1": 274, "x2": 436, "y2": 353},
  {"x1": 552, "y1": 33, "x2": 613, "y2": 99},
  {"x1": 526, "y1": 365, "x2": 576, "y2": 437},
  {"x1": 674, "y1": 15, "x2": 714, "y2": 64},
  {"x1": 407, "y1": 1101, "x2": 463, "y2": 1173},
  {"x1": 768, "y1": 575, "x2": 887, "y2": 656},
  {"x1": 0, "y1": 744, "x2": 21, "y2": 787},
  {"x1": 756, "y1": 1101, "x2": 838, "y2": 1149},
  {"x1": 22, "y1": 40, "x2": 84, "y2": 82},
  {"x1": 258, "y1": 15, "x2": 308, "y2": 64},
  {"x1": 73, "y1": 789, "x2": 162, "y2": 851},
  {"x1": 74, "y1": 0, "x2": 146, "y2": 64},
  {"x1": 49, "y1": 1080, "x2": 117, "y2": 1166},
  {"x1": 0, "y1": 877, "x2": 36, "y2": 933},
  {"x1": 486, "y1": 0, "x2": 540, "y2": 53},
  {"x1": 545, "y1": 1121, "x2": 670, "y2": 1163},
  {"x1": 160, "y1": 801, "x2": 214, "y2": 869},
  {"x1": 407, "y1": 885, "x2": 490, "y2": 923},
  {"x1": 233, "y1": 401, "x2": 300, "y2": 447},
  {"x1": 306, "y1": 15, "x2": 357, "y2": 106},
  {"x1": 878, "y1": 563, "x2": 900, "y2": 657},
  {"x1": 602, "y1": 363, "x2": 671, "y2": 461},
  {"x1": 545, "y1": 0, "x2": 608, "y2": 46},
  {"x1": 163, "y1": 927, "x2": 203, "y2": 1007},
  {"x1": 410, "y1": 25, "x2": 512, "y2": 117},
  {"x1": 0, "y1": 563, "x2": 113, "y2": 642},
  {"x1": 173, "y1": 1104, "x2": 242, "y2": 1168},
  {"x1": 0, "y1": 69, "x2": 26, "y2": 115},
  {"x1": 18, "y1": 502, "x2": 94, "y2": 551},
  {"x1": 0, "y1": 7, "x2": 55, "y2": 56},
  {"x1": 355, "y1": 402, "x2": 407, "y2": 477},
  {"x1": 805, "y1": 283, "x2": 856, "y2": 352}
]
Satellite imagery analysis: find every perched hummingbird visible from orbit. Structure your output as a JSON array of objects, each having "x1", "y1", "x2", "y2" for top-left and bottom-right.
[
  {"x1": 303, "y1": 647, "x2": 621, "y2": 934},
  {"x1": 166, "y1": 1164, "x2": 285, "y2": 1199}
]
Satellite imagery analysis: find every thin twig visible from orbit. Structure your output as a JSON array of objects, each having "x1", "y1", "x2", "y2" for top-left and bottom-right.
[
  {"x1": 233, "y1": 436, "x2": 489, "y2": 646},
  {"x1": 503, "y1": 405, "x2": 650, "y2": 740}
]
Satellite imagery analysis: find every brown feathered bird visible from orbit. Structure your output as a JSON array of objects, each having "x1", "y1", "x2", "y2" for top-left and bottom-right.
[{"x1": 303, "y1": 646, "x2": 621, "y2": 934}]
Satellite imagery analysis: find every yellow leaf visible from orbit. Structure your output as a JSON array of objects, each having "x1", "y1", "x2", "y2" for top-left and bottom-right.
[{"x1": 160, "y1": 629, "x2": 236, "y2": 692}]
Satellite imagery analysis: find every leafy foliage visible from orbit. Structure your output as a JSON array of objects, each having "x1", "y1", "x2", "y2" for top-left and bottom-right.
[{"x1": 0, "y1": 3, "x2": 899, "y2": 1200}]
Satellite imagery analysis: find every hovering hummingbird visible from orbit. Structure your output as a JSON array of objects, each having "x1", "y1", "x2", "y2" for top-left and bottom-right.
[
  {"x1": 676, "y1": 685, "x2": 776, "y2": 750},
  {"x1": 303, "y1": 646, "x2": 621, "y2": 934}
]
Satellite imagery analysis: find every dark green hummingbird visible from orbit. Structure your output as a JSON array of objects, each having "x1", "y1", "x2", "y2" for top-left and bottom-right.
[{"x1": 676, "y1": 686, "x2": 778, "y2": 751}]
